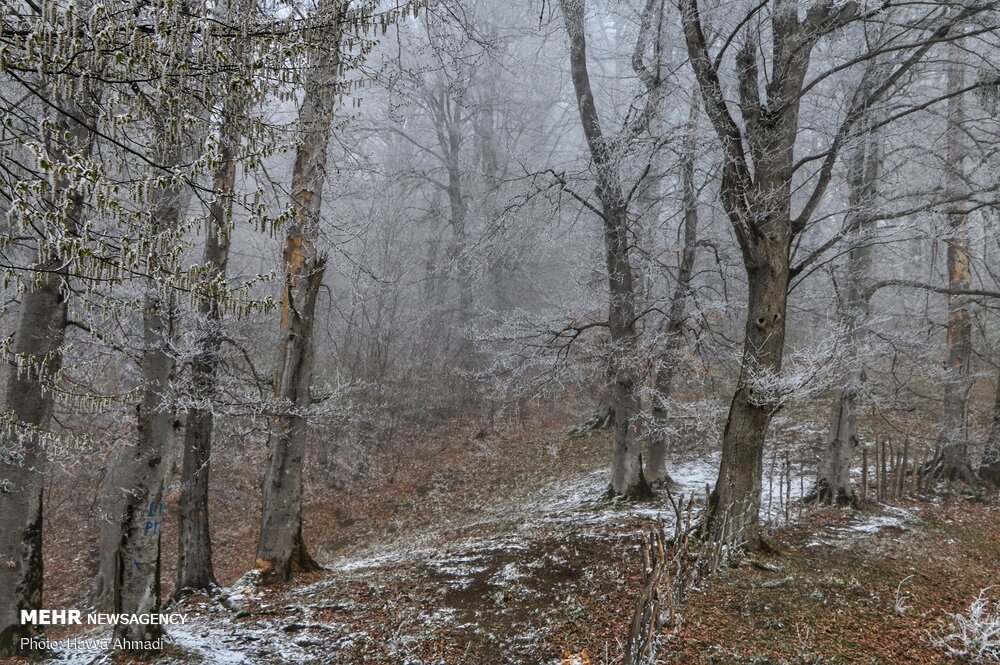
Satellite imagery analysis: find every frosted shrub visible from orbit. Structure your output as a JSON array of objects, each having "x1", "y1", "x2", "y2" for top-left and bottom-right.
[{"x1": 936, "y1": 590, "x2": 1000, "y2": 663}]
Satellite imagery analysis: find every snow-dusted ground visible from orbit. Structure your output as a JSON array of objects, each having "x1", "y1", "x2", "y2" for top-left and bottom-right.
[
  {"x1": 44, "y1": 456, "x2": 724, "y2": 664},
  {"x1": 805, "y1": 505, "x2": 916, "y2": 548},
  {"x1": 43, "y1": 452, "x2": 915, "y2": 664}
]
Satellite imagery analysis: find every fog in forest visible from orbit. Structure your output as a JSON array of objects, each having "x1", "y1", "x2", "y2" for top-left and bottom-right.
[{"x1": 2, "y1": 0, "x2": 1000, "y2": 662}]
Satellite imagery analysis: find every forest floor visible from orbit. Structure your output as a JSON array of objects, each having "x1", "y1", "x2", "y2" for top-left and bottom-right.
[{"x1": 23, "y1": 404, "x2": 1000, "y2": 665}]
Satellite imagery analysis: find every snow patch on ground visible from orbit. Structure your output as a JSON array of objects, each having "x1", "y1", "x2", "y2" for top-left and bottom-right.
[
  {"x1": 167, "y1": 625, "x2": 250, "y2": 664},
  {"x1": 833, "y1": 506, "x2": 913, "y2": 535},
  {"x1": 806, "y1": 505, "x2": 915, "y2": 548}
]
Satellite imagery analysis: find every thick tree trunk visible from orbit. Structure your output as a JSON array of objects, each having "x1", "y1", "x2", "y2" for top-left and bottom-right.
[
  {"x1": 113, "y1": 289, "x2": 176, "y2": 646},
  {"x1": 174, "y1": 136, "x2": 235, "y2": 597},
  {"x1": 90, "y1": 446, "x2": 130, "y2": 612},
  {"x1": 560, "y1": 0, "x2": 650, "y2": 499},
  {"x1": 708, "y1": 246, "x2": 789, "y2": 545},
  {"x1": 929, "y1": 45, "x2": 974, "y2": 482},
  {"x1": 255, "y1": 1, "x2": 342, "y2": 582},
  {"x1": 0, "y1": 271, "x2": 66, "y2": 656},
  {"x1": 113, "y1": 126, "x2": 187, "y2": 650},
  {"x1": 981, "y1": 365, "x2": 1000, "y2": 485},
  {"x1": 605, "y1": 205, "x2": 648, "y2": 498},
  {"x1": 646, "y1": 96, "x2": 700, "y2": 485},
  {"x1": 681, "y1": 0, "x2": 828, "y2": 545},
  {"x1": 255, "y1": 257, "x2": 326, "y2": 582},
  {"x1": 0, "y1": 86, "x2": 91, "y2": 655},
  {"x1": 175, "y1": 405, "x2": 218, "y2": 595}
]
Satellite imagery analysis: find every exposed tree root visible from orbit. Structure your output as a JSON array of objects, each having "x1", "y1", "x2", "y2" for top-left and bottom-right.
[
  {"x1": 604, "y1": 472, "x2": 656, "y2": 503},
  {"x1": 803, "y1": 479, "x2": 860, "y2": 508},
  {"x1": 918, "y1": 452, "x2": 977, "y2": 484}
]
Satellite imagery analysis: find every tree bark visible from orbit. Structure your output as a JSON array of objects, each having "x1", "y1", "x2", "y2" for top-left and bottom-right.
[
  {"x1": 646, "y1": 95, "x2": 700, "y2": 485},
  {"x1": 0, "y1": 88, "x2": 91, "y2": 655},
  {"x1": 173, "y1": 121, "x2": 237, "y2": 598},
  {"x1": 709, "y1": 246, "x2": 790, "y2": 544},
  {"x1": 0, "y1": 270, "x2": 66, "y2": 656},
  {"x1": 255, "y1": 0, "x2": 343, "y2": 583},
  {"x1": 113, "y1": 66, "x2": 191, "y2": 647},
  {"x1": 559, "y1": 0, "x2": 650, "y2": 499},
  {"x1": 90, "y1": 446, "x2": 130, "y2": 612},
  {"x1": 928, "y1": 43, "x2": 975, "y2": 482},
  {"x1": 981, "y1": 364, "x2": 1000, "y2": 485},
  {"x1": 114, "y1": 288, "x2": 176, "y2": 646},
  {"x1": 816, "y1": 104, "x2": 882, "y2": 506}
]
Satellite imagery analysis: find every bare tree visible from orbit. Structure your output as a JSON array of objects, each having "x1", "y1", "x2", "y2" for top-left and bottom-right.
[
  {"x1": 558, "y1": 0, "x2": 651, "y2": 498},
  {"x1": 928, "y1": 41, "x2": 976, "y2": 482},
  {"x1": 255, "y1": 0, "x2": 347, "y2": 583},
  {"x1": 646, "y1": 94, "x2": 701, "y2": 486},
  {"x1": 816, "y1": 105, "x2": 882, "y2": 506},
  {"x1": 680, "y1": 0, "x2": 990, "y2": 543}
]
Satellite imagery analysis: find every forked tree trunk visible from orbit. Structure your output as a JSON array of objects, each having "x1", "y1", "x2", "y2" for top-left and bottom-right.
[
  {"x1": 647, "y1": 95, "x2": 700, "y2": 485},
  {"x1": 928, "y1": 44, "x2": 974, "y2": 482},
  {"x1": 173, "y1": 124, "x2": 236, "y2": 598},
  {"x1": 0, "y1": 90, "x2": 91, "y2": 656},
  {"x1": 255, "y1": 0, "x2": 343, "y2": 582},
  {"x1": 682, "y1": 0, "x2": 977, "y2": 544},
  {"x1": 560, "y1": 0, "x2": 650, "y2": 499},
  {"x1": 681, "y1": 0, "x2": 872, "y2": 546}
]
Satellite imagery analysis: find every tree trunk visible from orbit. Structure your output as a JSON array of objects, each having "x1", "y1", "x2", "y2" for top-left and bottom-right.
[
  {"x1": 0, "y1": 87, "x2": 91, "y2": 655},
  {"x1": 255, "y1": 260, "x2": 325, "y2": 582},
  {"x1": 255, "y1": 0, "x2": 343, "y2": 582},
  {"x1": 559, "y1": 0, "x2": 650, "y2": 499},
  {"x1": 606, "y1": 206, "x2": 647, "y2": 499},
  {"x1": 646, "y1": 95, "x2": 700, "y2": 485},
  {"x1": 173, "y1": 131, "x2": 236, "y2": 598},
  {"x1": 980, "y1": 364, "x2": 1000, "y2": 485},
  {"x1": 439, "y1": 92, "x2": 475, "y2": 371},
  {"x1": 90, "y1": 446, "x2": 131, "y2": 612},
  {"x1": 111, "y1": 78, "x2": 197, "y2": 651},
  {"x1": 817, "y1": 104, "x2": 881, "y2": 506},
  {"x1": 0, "y1": 271, "x2": 66, "y2": 656},
  {"x1": 929, "y1": 43, "x2": 974, "y2": 482},
  {"x1": 114, "y1": 290, "x2": 175, "y2": 646},
  {"x1": 709, "y1": 245, "x2": 789, "y2": 544}
]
